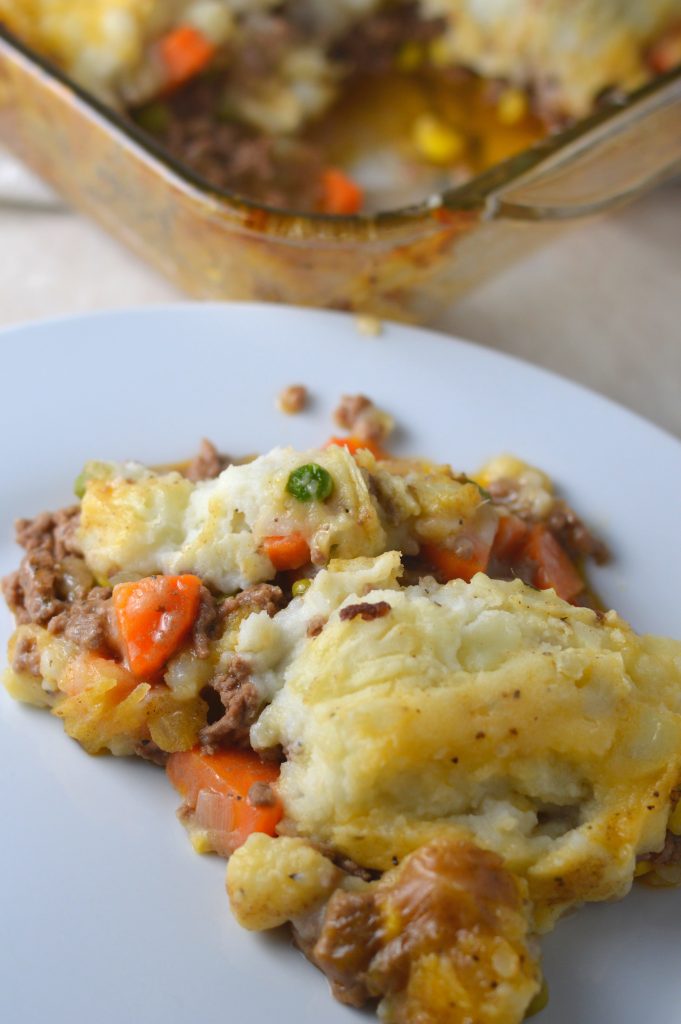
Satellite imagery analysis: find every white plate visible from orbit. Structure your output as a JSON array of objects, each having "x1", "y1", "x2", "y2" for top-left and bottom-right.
[{"x1": 1, "y1": 304, "x2": 679, "y2": 1024}]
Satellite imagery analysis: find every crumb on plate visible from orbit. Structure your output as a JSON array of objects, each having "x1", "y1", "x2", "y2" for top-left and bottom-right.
[
  {"x1": 277, "y1": 384, "x2": 308, "y2": 415},
  {"x1": 355, "y1": 315, "x2": 383, "y2": 338},
  {"x1": 333, "y1": 394, "x2": 394, "y2": 445}
]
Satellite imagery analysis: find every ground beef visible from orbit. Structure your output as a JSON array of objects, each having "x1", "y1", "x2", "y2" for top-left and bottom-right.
[
  {"x1": 144, "y1": 14, "x2": 321, "y2": 210},
  {"x1": 339, "y1": 601, "x2": 391, "y2": 622},
  {"x1": 332, "y1": 2, "x2": 446, "y2": 74},
  {"x1": 192, "y1": 585, "x2": 220, "y2": 658},
  {"x1": 15, "y1": 506, "x2": 81, "y2": 559},
  {"x1": 5, "y1": 551, "x2": 96, "y2": 629},
  {"x1": 306, "y1": 615, "x2": 326, "y2": 638},
  {"x1": 11, "y1": 549, "x2": 68, "y2": 626},
  {"x1": 247, "y1": 781, "x2": 276, "y2": 807},
  {"x1": 221, "y1": 583, "x2": 284, "y2": 622},
  {"x1": 144, "y1": 72, "x2": 325, "y2": 210},
  {"x1": 47, "y1": 586, "x2": 121, "y2": 657},
  {"x1": 200, "y1": 656, "x2": 263, "y2": 752},
  {"x1": 333, "y1": 394, "x2": 373, "y2": 431},
  {"x1": 2, "y1": 506, "x2": 123, "y2": 661},
  {"x1": 1, "y1": 571, "x2": 27, "y2": 623},
  {"x1": 546, "y1": 499, "x2": 610, "y2": 565},
  {"x1": 14, "y1": 514, "x2": 53, "y2": 554},
  {"x1": 11, "y1": 633, "x2": 41, "y2": 677},
  {"x1": 2, "y1": 507, "x2": 90, "y2": 627},
  {"x1": 197, "y1": 584, "x2": 285, "y2": 750},
  {"x1": 332, "y1": 394, "x2": 393, "y2": 445},
  {"x1": 184, "y1": 439, "x2": 231, "y2": 482},
  {"x1": 277, "y1": 384, "x2": 308, "y2": 415}
]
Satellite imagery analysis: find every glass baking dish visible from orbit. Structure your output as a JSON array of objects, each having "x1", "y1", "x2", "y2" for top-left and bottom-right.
[{"x1": 0, "y1": 25, "x2": 679, "y2": 323}]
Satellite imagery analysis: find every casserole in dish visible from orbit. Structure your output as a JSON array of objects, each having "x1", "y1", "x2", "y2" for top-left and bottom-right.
[{"x1": 0, "y1": 2, "x2": 679, "y2": 318}]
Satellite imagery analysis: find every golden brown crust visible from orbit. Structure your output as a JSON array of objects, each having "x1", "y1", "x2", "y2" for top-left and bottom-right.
[{"x1": 304, "y1": 839, "x2": 540, "y2": 1023}]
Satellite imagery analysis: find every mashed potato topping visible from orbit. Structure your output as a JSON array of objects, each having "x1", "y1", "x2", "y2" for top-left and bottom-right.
[
  {"x1": 244, "y1": 560, "x2": 681, "y2": 928},
  {"x1": 78, "y1": 447, "x2": 489, "y2": 592},
  {"x1": 0, "y1": 0, "x2": 247, "y2": 104},
  {"x1": 423, "y1": 0, "x2": 681, "y2": 118},
  {"x1": 79, "y1": 446, "x2": 385, "y2": 590}
]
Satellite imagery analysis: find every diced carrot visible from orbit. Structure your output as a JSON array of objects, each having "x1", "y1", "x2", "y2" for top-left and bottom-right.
[
  {"x1": 326, "y1": 435, "x2": 388, "y2": 460},
  {"x1": 523, "y1": 525, "x2": 584, "y2": 602},
  {"x1": 320, "y1": 168, "x2": 364, "y2": 215},
  {"x1": 158, "y1": 25, "x2": 216, "y2": 91},
  {"x1": 262, "y1": 533, "x2": 311, "y2": 571},
  {"x1": 113, "y1": 574, "x2": 202, "y2": 678},
  {"x1": 647, "y1": 28, "x2": 681, "y2": 74},
  {"x1": 421, "y1": 536, "x2": 493, "y2": 584},
  {"x1": 167, "y1": 748, "x2": 283, "y2": 854},
  {"x1": 492, "y1": 514, "x2": 529, "y2": 562}
]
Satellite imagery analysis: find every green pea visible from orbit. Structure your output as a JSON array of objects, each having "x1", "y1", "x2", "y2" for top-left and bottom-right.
[
  {"x1": 286, "y1": 463, "x2": 334, "y2": 503},
  {"x1": 292, "y1": 578, "x2": 312, "y2": 597},
  {"x1": 73, "y1": 471, "x2": 87, "y2": 499}
]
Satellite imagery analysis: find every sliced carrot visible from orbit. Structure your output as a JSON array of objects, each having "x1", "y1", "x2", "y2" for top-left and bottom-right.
[
  {"x1": 262, "y1": 533, "x2": 311, "y2": 572},
  {"x1": 167, "y1": 748, "x2": 283, "y2": 855},
  {"x1": 523, "y1": 525, "x2": 584, "y2": 602},
  {"x1": 421, "y1": 536, "x2": 493, "y2": 584},
  {"x1": 326, "y1": 435, "x2": 388, "y2": 461},
  {"x1": 492, "y1": 514, "x2": 529, "y2": 562},
  {"x1": 158, "y1": 25, "x2": 216, "y2": 91},
  {"x1": 320, "y1": 168, "x2": 364, "y2": 215},
  {"x1": 113, "y1": 574, "x2": 202, "y2": 678}
]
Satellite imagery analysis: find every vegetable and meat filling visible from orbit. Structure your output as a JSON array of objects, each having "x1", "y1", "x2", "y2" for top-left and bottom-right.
[
  {"x1": 4, "y1": 415, "x2": 681, "y2": 1024},
  {"x1": 2, "y1": 0, "x2": 679, "y2": 210}
]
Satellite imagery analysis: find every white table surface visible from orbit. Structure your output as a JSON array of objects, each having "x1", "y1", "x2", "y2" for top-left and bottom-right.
[{"x1": 1, "y1": 168, "x2": 679, "y2": 439}]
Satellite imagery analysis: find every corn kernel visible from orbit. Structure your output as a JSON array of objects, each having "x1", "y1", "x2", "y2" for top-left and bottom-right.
[
  {"x1": 190, "y1": 829, "x2": 214, "y2": 854},
  {"x1": 412, "y1": 114, "x2": 465, "y2": 165},
  {"x1": 496, "y1": 87, "x2": 529, "y2": 126}
]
